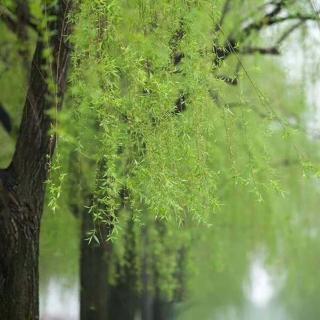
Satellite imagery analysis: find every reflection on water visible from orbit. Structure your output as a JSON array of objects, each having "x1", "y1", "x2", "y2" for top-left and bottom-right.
[{"x1": 40, "y1": 278, "x2": 78, "y2": 320}]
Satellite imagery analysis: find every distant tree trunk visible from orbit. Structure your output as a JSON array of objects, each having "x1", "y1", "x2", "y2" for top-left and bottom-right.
[
  {"x1": 0, "y1": 1, "x2": 72, "y2": 318},
  {"x1": 80, "y1": 206, "x2": 137, "y2": 320},
  {"x1": 142, "y1": 236, "x2": 186, "y2": 320},
  {"x1": 106, "y1": 218, "x2": 137, "y2": 320},
  {"x1": 153, "y1": 248, "x2": 186, "y2": 320},
  {"x1": 140, "y1": 261, "x2": 175, "y2": 320},
  {"x1": 107, "y1": 269, "x2": 137, "y2": 320},
  {"x1": 80, "y1": 210, "x2": 110, "y2": 320},
  {"x1": 153, "y1": 293, "x2": 174, "y2": 320},
  {"x1": 141, "y1": 279, "x2": 154, "y2": 320},
  {"x1": 141, "y1": 227, "x2": 154, "y2": 320},
  {"x1": 79, "y1": 207, "x2": 181, "y2": 320}
]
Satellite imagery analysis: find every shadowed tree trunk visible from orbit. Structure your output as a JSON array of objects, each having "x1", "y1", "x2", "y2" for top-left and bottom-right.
[
  {"x1": 80, "y1": 224, "x2": 137, "y2": 320},
  {"x1": 0, "y1": 1, "x2": 72, "y2": 318},
  {"x1": 106, "y1": 217, "x2": 137, "y2": 320},
  {"x1": 80, "y1": 194, "x2": 137, "y2": 320},
  {"x1": 153, "y1": 292, "x2": 174, "y2": 320},
  {"x1": 79, "y1": 190, "x2": 181, "y2": 320},
  {"x1": 80, "y1": 208, "x2": 110, "y2": 320},
  {"x1": 106, "y1": 265, "x2": 137, "y2": 320},
  {"x1": 67, "y1": 152, "x2": 112, "y2": 320}
]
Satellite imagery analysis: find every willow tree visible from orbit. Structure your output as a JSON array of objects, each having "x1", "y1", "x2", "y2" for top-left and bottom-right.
[
  {"x1": 54, "y1": 1, "x2": 319, "y2": 319},
  {"x1": 0, "y1": 0, "x2": 319, "y2": 319},
  {"x1": 60, "y1": 1, "x2": 221, "y2": 318}
]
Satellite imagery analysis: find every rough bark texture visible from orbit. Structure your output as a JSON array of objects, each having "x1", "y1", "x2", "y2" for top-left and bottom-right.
[
  {"x1": 0, "y1": 1, "x2": 72, "y2": 319},
  {"x1": 0, "y1": 167, "x2": 41, "y2": 320}
]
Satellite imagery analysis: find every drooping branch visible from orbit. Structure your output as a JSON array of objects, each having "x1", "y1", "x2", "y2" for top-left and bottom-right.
[
  {"x1": 211, "y1": 91, "x2": 269, "y2": 119},
  {"x1": 215, "y1": 74, "x2": 238, "y2": 86},
  {"x1": 0, "y1": 2, "x2": 39, "y2": 68},
  {"x1": 169, "y1": 19, "x2": 186, "y2": 66},
  {"x1": 10, "y1": 0, "x2": 72, "y2": 198},
  {"x1": 215, "y1": 0, "x2": 232, "y2": 32},
  {"x1": 0, "y1": 4, "x2": 37, "y2": 35}
]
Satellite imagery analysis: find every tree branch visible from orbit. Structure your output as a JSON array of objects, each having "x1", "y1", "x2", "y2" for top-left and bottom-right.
[
  {"x1": 241, "y1": 1, "x2": 284, "y2": 36},
  {"x1": 240, "y1": 46, "x2": 280, "y2": 55},
  {"x1": 213, "y1": 3, "x2": 317, "y2": 67},
  {"x1": 0, "y1": 4, "x2": 37, "y2": 35},
  {"x1": 276, "y1": 20, "x2": 305, "y2": 45},
  {"x1": 243, "y1": 12, "x2": 320, "y2": 36}
]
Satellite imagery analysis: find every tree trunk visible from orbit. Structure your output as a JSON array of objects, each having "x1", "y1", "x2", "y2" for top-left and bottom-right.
[
  {"x1": 80, "y1": 208, "x2": 137, "y2": 320},
  {"x1": 0, "y1": 167, "x2": 41, "y2": 319},
  {"x1": 80, "y1": 210, "x2": 109, "y2": 320},
  {"x1": 107, "y1": 275, "x2": 137, "y2": 320},
  {"x1": 0, "y1": 1, "x2": 72, "y2": 318},
  {"x1": 141, "y1": 252, "x2": 154, "y2": 320},
  {"x1": 153, "y1": 292, "x2": 174, "y2": 320}
]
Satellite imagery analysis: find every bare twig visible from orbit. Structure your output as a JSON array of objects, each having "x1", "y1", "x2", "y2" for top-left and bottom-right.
[
  {"x1": 240, "y1": 46, "x2": 280, "y2": 55},
  {"x1": 215, "y1": 0, "x2": 232, "y2": 31},
  {"x1": 276, "y1": 21, "x2": 305, "y2": 45}
]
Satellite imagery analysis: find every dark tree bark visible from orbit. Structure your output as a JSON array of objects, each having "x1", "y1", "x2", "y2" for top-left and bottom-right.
[{"x1": 0, "y1": 1, "x2": 72, "y2": 319}]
